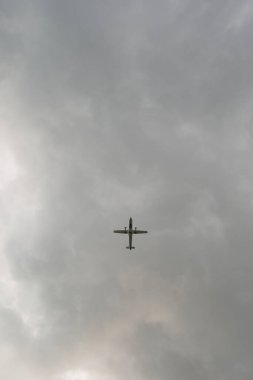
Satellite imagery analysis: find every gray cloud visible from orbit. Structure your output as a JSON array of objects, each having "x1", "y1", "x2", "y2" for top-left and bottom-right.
[{"x1": 1, "y1": 0, "x2": 253, "y2": 379}]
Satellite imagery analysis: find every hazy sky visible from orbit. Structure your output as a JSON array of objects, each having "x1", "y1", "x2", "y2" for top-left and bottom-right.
[{"x1": 1, "y1": 1, "x2": 253, "y2": 379}]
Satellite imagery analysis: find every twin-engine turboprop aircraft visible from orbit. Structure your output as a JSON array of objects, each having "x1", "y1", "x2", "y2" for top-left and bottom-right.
[{"x1": 114, "y1": 217, "x2": 148, "y2": 250}]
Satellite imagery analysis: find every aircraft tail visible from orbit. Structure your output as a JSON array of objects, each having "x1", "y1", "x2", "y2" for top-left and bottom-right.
[{"x1": 126, "y1": 246, "x2": 135, "y2": 249}]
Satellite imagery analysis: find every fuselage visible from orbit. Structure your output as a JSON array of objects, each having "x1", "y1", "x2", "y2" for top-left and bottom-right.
[{"x1": 128, "y1": 217, "x2": 133, "y2": 249}]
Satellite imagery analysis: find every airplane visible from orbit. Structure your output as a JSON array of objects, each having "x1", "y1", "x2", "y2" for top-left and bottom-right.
[{"x1": 114, "y1": 217, "x2": 148, "y2": 250}]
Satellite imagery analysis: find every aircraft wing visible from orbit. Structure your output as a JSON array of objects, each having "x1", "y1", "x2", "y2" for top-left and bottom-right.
[
  {"x1": 114, "y1": 229, "x2": 128, "y2": 234},
  {"x1": 133, "y1": 230, "x2": 148, "y2": 234}
]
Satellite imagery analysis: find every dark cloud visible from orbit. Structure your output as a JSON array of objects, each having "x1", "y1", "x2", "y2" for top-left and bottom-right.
[{"x1": 1, "y1": 0, "x2": 253, "y2": 379}]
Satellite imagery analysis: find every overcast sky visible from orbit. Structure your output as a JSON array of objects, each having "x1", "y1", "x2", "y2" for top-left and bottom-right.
[{"x1": 1, "y1": 1, "x2": 253, "y2": 379}]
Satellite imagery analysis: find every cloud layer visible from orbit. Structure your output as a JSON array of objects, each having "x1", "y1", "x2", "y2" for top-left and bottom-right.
[{"x1": 1, "y1": 1, "x2": 253, "y2": 379}]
